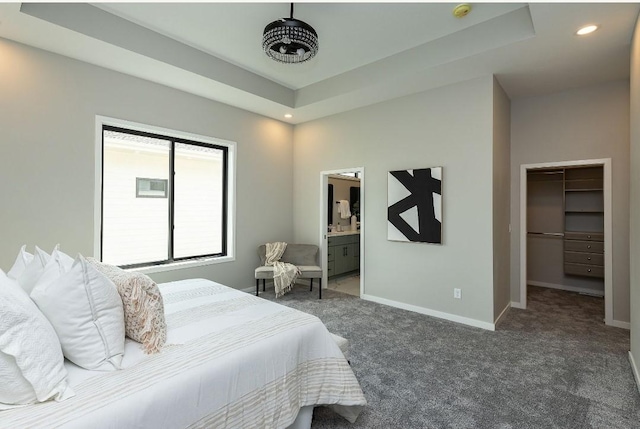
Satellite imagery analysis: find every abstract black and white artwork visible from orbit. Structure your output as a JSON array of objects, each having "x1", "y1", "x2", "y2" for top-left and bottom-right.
[{"x1": 388, "y1": 167, "x2": 442, "y2": 244}]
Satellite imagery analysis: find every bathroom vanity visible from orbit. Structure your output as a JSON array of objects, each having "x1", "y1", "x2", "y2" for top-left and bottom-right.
[{"x1": 327, "y1": 231, "x2": 360, "y2": 279}]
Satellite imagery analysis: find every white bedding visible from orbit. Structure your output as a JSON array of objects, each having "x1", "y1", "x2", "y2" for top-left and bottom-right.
[{"x1": 0, "y1": 278, "x2": 366, "y2": 428}]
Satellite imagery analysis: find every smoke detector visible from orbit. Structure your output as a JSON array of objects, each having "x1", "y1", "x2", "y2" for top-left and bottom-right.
[{"x1": 453, "y1": 4, "x2": 472, "y2": 19}]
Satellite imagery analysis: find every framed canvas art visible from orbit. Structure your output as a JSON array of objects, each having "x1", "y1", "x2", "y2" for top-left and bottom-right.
[{"x1": 387, "y1": 167, "x2": 442, "y2": 244}]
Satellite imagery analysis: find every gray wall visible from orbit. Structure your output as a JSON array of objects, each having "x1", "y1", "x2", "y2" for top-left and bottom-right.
[
  {"x1": 509, "y1": 80, "x2": 630, "y2": 322},
  {"x1": 0, "y1": 38, "x2": 294, "y2": 289},
  {"x1": 293, "y1": 76, "x2": 497, "y2": 325},
  {"x1": 492, "y1": 78, "x2": 511, "y2": 320},
  {"x1": 630, "y1": 13, "x2": 640, "y2": 374}
]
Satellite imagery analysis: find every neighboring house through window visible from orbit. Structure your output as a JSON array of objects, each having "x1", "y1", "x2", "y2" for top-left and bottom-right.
[{"x1": 95, "y1": 118, "x2": 236, "y2": 270}]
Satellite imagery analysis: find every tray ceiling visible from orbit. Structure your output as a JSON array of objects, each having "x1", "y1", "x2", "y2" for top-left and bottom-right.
[{"x1": 0, "y1": 3, "x2": 637, "y2": 123}]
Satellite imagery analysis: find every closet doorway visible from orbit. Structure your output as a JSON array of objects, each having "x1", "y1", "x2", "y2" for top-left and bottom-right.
[
  {"x1": 519, "y1": 159, "x2": 613, "y2": 325},
  {"x1": 319, "y1": 168, "x2": 365, "y2": 298}
]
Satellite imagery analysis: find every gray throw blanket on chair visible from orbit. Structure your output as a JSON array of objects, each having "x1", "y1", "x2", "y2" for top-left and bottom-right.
[{"x1": 265, "y1": 242, "x2": 300, "y2": 298}]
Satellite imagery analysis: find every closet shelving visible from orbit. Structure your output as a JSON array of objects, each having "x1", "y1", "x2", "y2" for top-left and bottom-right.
[
  {"x1": 563, "y1": 166, "x2": 604, "y2": 278},
  {"x1": 564, "y1": 167, "x2": 604, "y2": 234},
  {"x1": 527, "y1": 166, "x2": 604, "y2": 281}
]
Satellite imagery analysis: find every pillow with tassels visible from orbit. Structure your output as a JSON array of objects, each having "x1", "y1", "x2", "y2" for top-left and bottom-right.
[{"x1": 86, "y1": 258, "x2": 167, "y2": 354}]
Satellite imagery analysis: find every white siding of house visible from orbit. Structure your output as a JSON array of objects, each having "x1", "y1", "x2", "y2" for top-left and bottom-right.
[
  {"x1": 174, "y1": 144, "x2": 223, "y2": 258},
  {"x1": 102, "y1": 143, "x2": 170, "y2": 265},
  {"x1": 102, "y1": 138, "x2": 224, "y2": 266}
]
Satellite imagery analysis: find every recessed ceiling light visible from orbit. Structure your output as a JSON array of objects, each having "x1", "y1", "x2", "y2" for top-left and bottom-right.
[
  {"x1": 284, "y1": 114, "x2": 293, "y2": 119},
  {"x1": 576, "y1": 25, "x2": 598, "y2": 36}
]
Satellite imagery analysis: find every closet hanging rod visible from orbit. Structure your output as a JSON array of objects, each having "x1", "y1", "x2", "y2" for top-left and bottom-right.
[
  {"x1": 529, "y1": 171, "x2": 564, "y2": 175},
  {"x1": 527, "y1": 232, "x2": 565, "y2": 237}
]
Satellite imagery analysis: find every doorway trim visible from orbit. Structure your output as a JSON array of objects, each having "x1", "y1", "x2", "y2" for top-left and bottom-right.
[
  {"x1": 319, "y1": 167, "x2": 365, "y2": 297},
  {"x1": 519, "y1": 158, "x2": 613, "y2": 325}
]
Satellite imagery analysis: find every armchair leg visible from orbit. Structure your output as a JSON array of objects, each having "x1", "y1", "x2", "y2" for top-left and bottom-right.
[
  {"x1": 310, "y1": 278, "x2": 313, "y2": 292},
  {"x1": 263, "y1": 279, "x2": 266, "y2": 292},
  {"x1": 256, "y1": 279, "x2": 259, "y2": 296},
  {"x1": 319, "y1": 277, "x2": 322, "y2": 299}
]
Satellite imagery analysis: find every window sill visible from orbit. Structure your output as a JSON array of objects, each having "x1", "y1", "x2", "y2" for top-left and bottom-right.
[{"x1": 126, "y1": 255, "x2": 235, "y2": 275}]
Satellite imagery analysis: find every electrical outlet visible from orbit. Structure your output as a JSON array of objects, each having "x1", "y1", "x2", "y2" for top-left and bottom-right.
[{"x1": 454, "y1": 288, "x2": 461, "y2": 299}]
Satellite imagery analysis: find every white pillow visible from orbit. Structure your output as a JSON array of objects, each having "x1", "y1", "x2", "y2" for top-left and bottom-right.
[
  {"x1": 51, "y1": 246, "x2": 74, "y2": 272},
  {"x1": 0, "y1": 352, "x2": 35, "y2": 408},
  {"x1": 6, "y1": 245, "x2": 33, "y2": 280},
  {"x1": 36, "y1": 247, "x2": 75, "y2": 286},
  {"x1": 16, "y1": 246, "x2": 51, "y2": 294},
  {"x1": 0, "y1": 270, "x2": 74, "y2": 409},
  {"x1": 31, "y1": 255, "x2": 125, "y2": 371}
]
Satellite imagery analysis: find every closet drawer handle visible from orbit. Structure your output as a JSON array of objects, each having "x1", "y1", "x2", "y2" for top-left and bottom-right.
[
  {"x1": 587, "y1": 269, "x2": 592, "y2": 273},
  {"x1": 587, "y1": 235, "x2": 592, "y2": 239},
  {"x1": 587, "y1": 245, "x2": 591, "y2": 249},
  {"x1": 587, "y1": 257, "x2": 592, "y2": 261}
]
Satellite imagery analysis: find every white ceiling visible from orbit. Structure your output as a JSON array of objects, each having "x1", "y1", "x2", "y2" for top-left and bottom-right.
[
  {"x1": 96, "y1": 2, "x2": 526, "y2": 90},
  {"x1": 0, "y1": 3, "x2": 638, "y2": 124}
]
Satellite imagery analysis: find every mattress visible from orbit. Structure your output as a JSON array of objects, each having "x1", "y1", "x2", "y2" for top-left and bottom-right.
[{"x1": 0, "y1": 278, "x2": 366, "y2": 428}]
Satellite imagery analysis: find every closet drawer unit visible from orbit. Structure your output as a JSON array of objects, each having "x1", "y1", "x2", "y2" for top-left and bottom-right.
[
  {"x1": 564, "y1": 251, "x2": 604, "y2": 266},
  {"x1": 564, "y1": 232, "x2": 603, "y2": 242},
  {"x1": 563, "y1": 240, "x2": 604, "y2": 254},
  {"x1": 564, "y1": 263, "x2": 604, "y2": 278}
]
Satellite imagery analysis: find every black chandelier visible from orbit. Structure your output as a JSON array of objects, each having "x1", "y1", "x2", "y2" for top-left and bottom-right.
[{"x1": 262, "y1": 3, "x2": 319, "y2": 64}]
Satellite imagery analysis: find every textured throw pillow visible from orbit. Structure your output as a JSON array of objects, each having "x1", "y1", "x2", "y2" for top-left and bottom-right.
[
  {"x1": 31, "y1": 255, "x2": 125, "y2": 371},
  {"x1": 6, "y1": 245, "x2": 33, "y2": 280},
  {"x1": 87, "y1": 258, "x2": 167, "y2": 354},
  {"x1": 0, "y1": 270, "x2": 74, "y2": 409},
  {"x1": 15, "y1": 246, "x2": 50, "y2": 294}
]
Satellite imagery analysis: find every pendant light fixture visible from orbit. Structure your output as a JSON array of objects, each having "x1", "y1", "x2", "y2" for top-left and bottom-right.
[{"x1": 262, "y1": 3, "x2": 319, "y2": 64}]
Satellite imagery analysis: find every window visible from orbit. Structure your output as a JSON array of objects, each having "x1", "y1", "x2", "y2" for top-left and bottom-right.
[
  {"x1": 97, "y1": 120, "x2": 234, "y2": 269},
  {"x1": 136, "y1": 178, "x2": 168, "y2": 198}
]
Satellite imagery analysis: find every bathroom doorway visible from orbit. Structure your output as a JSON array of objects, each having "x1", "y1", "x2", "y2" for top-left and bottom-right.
[{"x1": 319, "y1": 167, "x2": 364, "y2": 298}]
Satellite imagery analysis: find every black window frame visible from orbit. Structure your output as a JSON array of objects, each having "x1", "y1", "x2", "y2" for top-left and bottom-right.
[{"x1": 101, "y1": 125, "x2": 229, "y2": 269}]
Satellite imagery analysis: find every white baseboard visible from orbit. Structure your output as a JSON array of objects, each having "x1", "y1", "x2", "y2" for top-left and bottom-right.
[
  {"x1": 608, "y1": 319, "x2": 630, "y2": 330},
  {"x1": 630, "y1": 352, "x2": 640, "y2": 394},
  {"x1": 241, "y1": 286, "x2": 256, "y2": 294},
  {"x1": 510, "y1": 301, "x2": 526, "y2": 309},
  {"x1": 528, "y1": 280, "x2": 604, "y2": 297},
  {"x1": 361, "y1": 294, "x2": 495, "y2": 331},
  {"x1": 494, "y1": 303, "x2": 510, "y2": 326}
]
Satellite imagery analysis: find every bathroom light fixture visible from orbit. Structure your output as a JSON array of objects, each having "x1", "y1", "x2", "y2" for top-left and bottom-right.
[
  {"x1": 576, "y1": 25, "x2": 598, "y2": 36},
  {"x1": 263, "y1": 3, "x2": 318, "y2": 64},
  {"x1": 284, "y1": 114, "x2": 293, "y2": 118}
]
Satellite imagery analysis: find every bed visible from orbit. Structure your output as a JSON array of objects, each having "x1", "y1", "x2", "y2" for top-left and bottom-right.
[{"x1": 0, "y1": 278, "x2": 366, "y2": 428}]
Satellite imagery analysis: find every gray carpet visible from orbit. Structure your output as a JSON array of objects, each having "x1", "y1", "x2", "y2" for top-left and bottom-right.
[{"x1": 261, "y1": 285, "x2": 640, "y2": 428}]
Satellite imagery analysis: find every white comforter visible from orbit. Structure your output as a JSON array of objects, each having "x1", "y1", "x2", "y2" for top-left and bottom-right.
[{"x1": 0, "y1": 278, "x2": 366, "y2": 428}]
